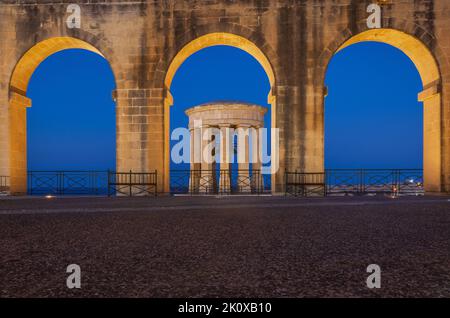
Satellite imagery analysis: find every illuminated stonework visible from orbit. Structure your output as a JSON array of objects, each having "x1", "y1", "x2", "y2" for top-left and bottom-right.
[
  {"x1": 163, "y1": 32, "x2": 277, "y2": 193},
  {"x1": 0, "y1": 1, "x2": 449, "y2": 194},
  {"x1": 8, "y1": 37, "x2": 106, "y2": 194},
  {"x1": 334, "y1": 29, "x2": 442, "y2": 192}
]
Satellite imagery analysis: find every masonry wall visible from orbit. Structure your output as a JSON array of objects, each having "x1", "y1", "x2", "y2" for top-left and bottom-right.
[{"x1": 0, "y1": 0, "x2": 449, "y2": 193}]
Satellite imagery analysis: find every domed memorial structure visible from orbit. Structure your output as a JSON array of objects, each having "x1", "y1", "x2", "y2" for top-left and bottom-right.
[{"x1": 185, "y1": 102, "x2": 267, "y2": 194}]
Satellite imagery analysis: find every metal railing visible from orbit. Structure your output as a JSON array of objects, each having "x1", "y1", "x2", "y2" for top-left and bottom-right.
[
  {"x1": 285, "y1": 172, "x2": 326, "y2": 197},
  {"x1": 171, "y1": 170, "x2": 271, "y2": 195},
  {"x1": 108, "y1": 171, "x2": 157, "y2": 197},
  {"x1": 27, "y1": 170, "x2": 158, "y2": 197},
  {"x1": 28, "y1": 171, "x2": 108, "y2": 196},
  {"x1": 0, "y1": 176, "x2": 9, "y2": 194},
  {"x1": 286, "y1": 169, "x2": 424, "y2": 197},
  {"x1": 4, "y1": 169, "x2": 425, "y2": 197}
]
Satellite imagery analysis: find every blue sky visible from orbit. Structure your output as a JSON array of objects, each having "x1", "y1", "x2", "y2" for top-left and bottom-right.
[
  {"x1": 27, "y1": 49, "x2": 116, "y2": 170},
  {"x1": 325, "y1": 42, "x2": 423, "y2": 169},
  {"x1": 26, "y1": 42, "x2": 423, "y2": 171},
  {"x1": 170, "y1": 46, "x2": 272, "y2": 171}
]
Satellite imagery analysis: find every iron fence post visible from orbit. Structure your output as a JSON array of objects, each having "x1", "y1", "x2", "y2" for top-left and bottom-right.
[
  {"x1": 129, "y1": 170, "x2": 132, "y2": 197},
  {"x1": 60, "y1": 171, "x2": 64, "y2": 196},
  {"x1": 107, "y1": 170, "x2": 111, "y2": 197},
  {"x1": 284, "y1": 171, "x2": 287, "y2": 196},
  {"x1": 155, "y1": 170, "x2": 158, "y2": 197},
  {"x1": 395, "y1": 169, "x2": 400, "y2": 196},
  {"x1": 28, "y1": 171, "x2": 32, "y2": 196},
  {"x1": 360, "y1": 169, "x2": 364, "y2": 194}
]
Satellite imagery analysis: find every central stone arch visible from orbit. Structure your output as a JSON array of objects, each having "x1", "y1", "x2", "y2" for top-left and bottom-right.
[
  {"x1": 159, "y1": 32, "x2": 281, "y2": 193},
  {"x1": 319, "y1": 28, "x2": 444, "y2": 192},
  {"x1": 8, "y1": 36, "x2": 117, "y2": 194}
]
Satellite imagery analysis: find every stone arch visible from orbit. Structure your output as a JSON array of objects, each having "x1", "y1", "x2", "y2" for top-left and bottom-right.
[
  {"x1": 319, "y1": 28, "x2": 444, "y2": 192},
  {"x1": 156, "y1": 28, "x2": 281, "y2": 193},
  {"x1": 153, "y1": 23, "x2": 284, "y2": 88},
  {"x1": 8, "y1": 36, "x2": 118, "y2": 194}
]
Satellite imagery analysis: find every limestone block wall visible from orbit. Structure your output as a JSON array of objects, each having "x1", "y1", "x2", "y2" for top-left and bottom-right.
[{"x1": 0, "y1": 0, "x2": 449, "y2": 194}]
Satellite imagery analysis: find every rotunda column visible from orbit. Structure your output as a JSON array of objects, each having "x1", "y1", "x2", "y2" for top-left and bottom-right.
[
  {"x1": 200, "y1": 124, "x2": 215, "y2": 194},
  {"x1": 236, "y1": 123, "x2": 252, "y2": 193},
  {"x1": 219, "y1": 124, "x2": 232, "y2": 194},
  {"x1": 251, "y1": 125, "x2": 264, "y2": 193},
  {"x1": 189, "y1": 127, "x2": 201, "y2": 193}
]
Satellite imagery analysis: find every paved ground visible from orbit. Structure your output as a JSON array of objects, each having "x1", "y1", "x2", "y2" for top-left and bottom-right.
[{"x1": 1, "y1": 195, "x2": 450, "y2": 298}]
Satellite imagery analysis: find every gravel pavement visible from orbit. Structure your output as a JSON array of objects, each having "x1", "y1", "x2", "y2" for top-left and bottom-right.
[{"x1": 1, "y1": 196, "x2": 449, "y2": 298}]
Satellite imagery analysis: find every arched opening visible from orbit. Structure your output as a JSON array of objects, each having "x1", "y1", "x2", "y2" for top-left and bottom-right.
[
  {"x1": 164, "y1": 33, "x2": 277, "y2": 193},
  {"x1": 8, "y1": 37, "x2": 116, "y2": 194},
  {"x1": 324, "y1": 29, "x2": 442, "y2": 193}
]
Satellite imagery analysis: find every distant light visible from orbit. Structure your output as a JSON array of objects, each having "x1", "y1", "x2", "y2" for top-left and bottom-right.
[{"x1": 45, "y1": 195, "x2": 55, "y2": 199}]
